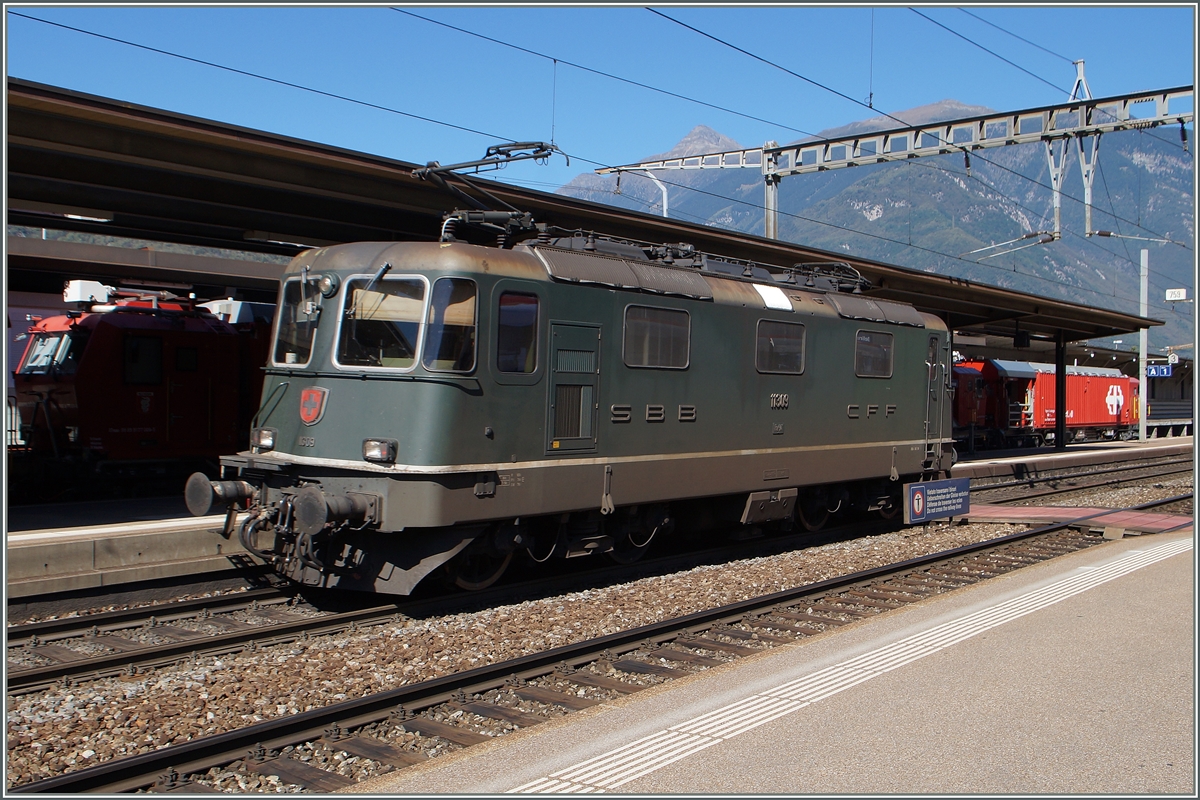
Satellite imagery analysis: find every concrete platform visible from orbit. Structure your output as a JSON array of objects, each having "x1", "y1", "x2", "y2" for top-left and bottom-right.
[
  {"x1": 952, "y1": 437, "x2": 1193, "y2": 481},
  {"x1": 965, "y1": 503, "x2": 1194, "y2": 536},
  {"x1": 5, "y1": 511, "x2": 256, "y2": 598},
  {"x1": 358, "y1": 530, "x2": 1195, "y2": 795}
]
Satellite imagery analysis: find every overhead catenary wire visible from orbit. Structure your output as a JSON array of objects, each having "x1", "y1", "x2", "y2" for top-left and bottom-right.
[
  {"x1": 957, "y1": 8, "x2": 1075, "y2": 64},
  {"x1": 908, "y1": 7, "x2": 1070, "y2": 96},
  {"x1": 391, "y1": 7, "x2": 820, "y2": 139},
  {"x1": 12, "y1": 7, "x2": 1184, "y2": 261},
  {"x1": 646, "y1": 7, "x2": 1191, "y2": 245},
  {"x1": 6, "y1": 11, "x2": 1190, "y2": 319},
  {"x1": 5, "y1": 10, "x2": 515, "y2": 143}
]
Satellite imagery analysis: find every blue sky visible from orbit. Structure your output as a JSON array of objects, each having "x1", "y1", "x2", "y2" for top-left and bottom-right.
[{"x1": 5, "y1": 5, "x2": 1195, "y2": 193}]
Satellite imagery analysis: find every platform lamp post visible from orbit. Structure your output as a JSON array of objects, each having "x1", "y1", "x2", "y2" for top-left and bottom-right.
[
  {"x1": 1091, "y1": 233, "x2": 1187, "y2": 441},
  {"x1": 1140, "y1": 249, "x2": 1148, "y2": 442},
  {"x1": 612, "y1": 169, "x2": 669, "y2": 218}
]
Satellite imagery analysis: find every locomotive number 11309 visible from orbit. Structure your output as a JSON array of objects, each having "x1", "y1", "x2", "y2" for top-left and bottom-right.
[{"x1": 769, "y1": 393, "x2": 790, "y2": 410}]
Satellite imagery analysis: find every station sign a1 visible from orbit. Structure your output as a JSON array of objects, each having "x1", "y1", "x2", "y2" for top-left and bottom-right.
[{"x1": 904, "y1": 477, "x2": 971, "y2": 525}]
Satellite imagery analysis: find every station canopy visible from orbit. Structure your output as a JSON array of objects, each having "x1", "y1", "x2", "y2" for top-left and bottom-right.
[{"x1": 7, "y1": 78, "x2": 1160, "y2": 343}]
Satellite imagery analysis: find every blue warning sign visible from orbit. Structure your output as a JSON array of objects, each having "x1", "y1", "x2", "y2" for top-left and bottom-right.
[{"x1": 904, "y1": 478, "x2": 971, "y2": 524}]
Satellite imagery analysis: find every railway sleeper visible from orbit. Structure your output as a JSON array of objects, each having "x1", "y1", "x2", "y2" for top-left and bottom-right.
[
  {"x1": 645, "y1": 647, "x2": 725, "y2": 667},
  {"x1": 556, "y1": 669, "x2": 647, "y2": 694},
  {"x1": 453, "y1": 701, "x2": 545, "y2": 729},
  {"x1": 771, "y1": 610, "x2": 850, "y2": 627},
  {"x1": 833, "y1": 594, "x2": 904, "y2": 610},
  {"x1": 805, "y1": 602, "x2": 876, "y2": 618},
  {"x1": 513, "y1": 684, "x2": 601, "y2": 710},
  {"x1": 396, "y1": 717, "x2": 490, "y2": 747},
  {"x1": 92, "y1": 634, "x2": 147, "y2": 652},
  {"x1": 742, "y1": 617, "x2": 817, "y2": 635},
  {"x1": 710, "y1": 625, "x2": 790, "y2": 644},
  {"x1": 607, "y1": 658, "x2": 690, "y2": 678},
  {"x1": 866, "y1": 583, "x2": 938, "y2": 599},
  {"x1": 319, "y1": 734, "x2": 428, "y2": 769},
  {"x1": 29, "y1": 644, "x2": 91, "y2": 663},
  {"x1": 679, "y1": 636, "x2": 760, "y2": 657},
  {"x1": 142, "y1": 627, "x2": 208, "y2": 643},
  {"x1": 245, "y1": 756, "x2": 354, "y2": 792}
]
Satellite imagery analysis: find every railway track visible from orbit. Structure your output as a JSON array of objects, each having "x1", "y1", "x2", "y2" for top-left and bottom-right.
[
  {"x1": 7, "y1": 464, "x2": 1188, "y2": 695},
  {"x1": 967, "y1": 454, "x2": 1192, "y2": 504},
  {"x1": 10, "y1": 493, "x2": 1189, "y2": 794},
  {"x1": 5, "y1": 518, "x2": 896, "y2": 695}
]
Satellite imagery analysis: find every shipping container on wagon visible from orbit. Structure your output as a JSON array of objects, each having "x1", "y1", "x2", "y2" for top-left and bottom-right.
[{"x1": 952, "y1": 359, "x2": 1139, "y2": 447}]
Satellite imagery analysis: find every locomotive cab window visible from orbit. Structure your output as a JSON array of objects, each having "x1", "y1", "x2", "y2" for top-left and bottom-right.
[
  {"x1": 273, "y1": 278, "x2": 321, "y2": 367},
  {"x1": 855, "y1": 330, "x2": 893, "y2": 378},
  {"x1": 756, "y1": 320, "x2": 806, "y2": 374},
  {"x1": 496, "y1": 292, "x2": 538, "y2": 373},
  {"x1": 336, "y1": 275, "x2": 427, "y2": 370},
  {"x1": 422, "y1": 278, "x2": 477, "y2": 373},
  {"x1": 18, "y1": 331, "x2": 86, "y2": 375},
  {"x1": 623, "y1": 305, "x2": 689, "y2": 369}
]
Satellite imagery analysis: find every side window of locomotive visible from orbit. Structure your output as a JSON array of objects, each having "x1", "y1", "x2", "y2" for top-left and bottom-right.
[
  {"x1": 422, "y1": 278, "x2": 477, "y2": 373},
  {"x1": 623, "y1": 305, "x2": 690, "y2": 369},
  {"x1": 273, "y1": 279, "x2": 320, "y2": 366},
  {"x1": 496, "y1": 292, "x2": 538, "y2": 374},
  {"x1": 854, "y1": 330, "x2": 893, "y2": 378},
  {"x1": 337, "y1": 276, "x2": 426, "y2": 370},
  {"x1": 124, "y1": 335, "x2": 163, "y2": 385},
  {"x1": 756, "y1": 320, "x2": 805, "y2": 374}
]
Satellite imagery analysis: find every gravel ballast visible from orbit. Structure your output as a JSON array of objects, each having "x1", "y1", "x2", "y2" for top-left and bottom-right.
[{"x1": 7, "y1": 478, "x2": 1192, "y2": 791}]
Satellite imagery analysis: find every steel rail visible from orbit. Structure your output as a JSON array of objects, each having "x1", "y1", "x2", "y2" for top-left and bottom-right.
[
  {"x1": 967, "y1": 454, "x2": 1192, "y2": 493},
  {"x1": 4, "y1": 518, "x2": 893, "y2": 694},
  {"x1": 978, "y1": 462, "x2": 1194, "y2": 503},
  {"x1": 13, "y1": 493, "x2": 1189, "y2": 794},
  {"x1": 8, "y1": 466, "x2": 1186, "y2": 692},
  {"x1": 6, "y1": 588, "x2": 291, "y2": 646}
]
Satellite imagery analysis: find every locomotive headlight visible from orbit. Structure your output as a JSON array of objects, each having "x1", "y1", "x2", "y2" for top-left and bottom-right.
[
  {"x1": 251, "y1": 427, "x2": 277, "y2": 453},
  {"x1": 315, "y1": 273, "x2": 340, "y2": 298},
  {"x1": 362, "y1": 438, "x2": 398, "y2": 464}
]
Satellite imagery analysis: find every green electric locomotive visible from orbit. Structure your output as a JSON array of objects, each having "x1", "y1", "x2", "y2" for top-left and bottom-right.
[{"x1": 187, "y1": 216, "x2": 955, "y2": 595}]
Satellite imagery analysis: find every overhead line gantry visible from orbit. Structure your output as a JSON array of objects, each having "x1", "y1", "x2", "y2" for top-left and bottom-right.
[{"x1": 597, "y1": 82, "x2": 1194, "y2": 245}]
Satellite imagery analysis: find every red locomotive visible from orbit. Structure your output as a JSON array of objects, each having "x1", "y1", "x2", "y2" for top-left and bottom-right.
[
  {"x1": 9, "y1": 280, "x2": 273, "y2": 502},
  {"x1": 953, "y1": 358, "x2": 1139, "y2": 449}
]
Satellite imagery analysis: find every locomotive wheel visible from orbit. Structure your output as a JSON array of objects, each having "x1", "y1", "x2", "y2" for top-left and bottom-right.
[
  {"x1": 796, "y1": 497, "x2": 829, "y2": 532},
  {"x1": 446, "y1": 539, "x2": 513, "y2": 591},
  {"x1": 607, "y1": 526, "x2": 654, "y2": 565},
  {"x1": 877, "y1": 501, "x2": 901, "y2": 520}
]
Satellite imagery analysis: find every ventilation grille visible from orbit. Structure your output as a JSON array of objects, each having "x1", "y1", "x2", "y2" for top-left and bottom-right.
[
  {"x1": 554, "y1": 384, "x2": 593, "y2": 439},
  {"x1": 556, "y1": 349, "x2": 596, "y2": 373}
]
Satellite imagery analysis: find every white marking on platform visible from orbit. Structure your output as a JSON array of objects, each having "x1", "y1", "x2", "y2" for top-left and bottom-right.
[{"x1": 511, "y1": 537, "x2": 1192, "y2": 793}]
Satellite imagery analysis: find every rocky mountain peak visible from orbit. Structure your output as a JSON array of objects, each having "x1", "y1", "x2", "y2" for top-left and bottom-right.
[{"x1": 645, "y1": 125, "x2": 745, "y2": 161}]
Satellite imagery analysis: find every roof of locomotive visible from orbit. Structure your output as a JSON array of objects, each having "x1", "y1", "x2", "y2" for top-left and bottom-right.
[
  {"x1": 284, "y1": 240, "x2": 946, "y2": 331},
  {"x1": 25, "y1": 302, "x2": 236, "y2": 335}
]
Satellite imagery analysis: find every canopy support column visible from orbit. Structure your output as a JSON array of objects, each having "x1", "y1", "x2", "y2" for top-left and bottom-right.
[{"x1": 1055, "y1": 329, "x2": 1068, "y2": 450}]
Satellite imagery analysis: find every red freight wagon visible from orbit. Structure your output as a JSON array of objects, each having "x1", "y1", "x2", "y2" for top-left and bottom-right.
[
  {"x1": 952, "y1": 358, "x2": 1139, "y2": 449},
  {"x1": 10, "y1": 280, "x2": 272, "y2": 502}
]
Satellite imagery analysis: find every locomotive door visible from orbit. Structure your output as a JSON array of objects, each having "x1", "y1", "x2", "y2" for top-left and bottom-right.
[
  {"x1": 167, "y1": 338, "x2": 214, "y2": 454},
  {"x1": 546, "y1": 323, "x2": 600, "y2": 453},
  {"x1": 923, "y1": 334, "x2": 944, "y2": 468}
]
